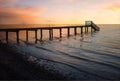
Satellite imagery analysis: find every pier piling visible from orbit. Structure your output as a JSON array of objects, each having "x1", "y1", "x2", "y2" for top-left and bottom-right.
[
  {"x1": 0, "y1": 21, "x2": 99, "y2": 43},
  {"x1": 35, "y1": 30, "x2": 37, "y2": 43},
  {"x1": 40, "y1": 29, "x2": 43, "y2": 41},
  {"x1": 87, "y1": 27, "x2": 89, "y2": 33},
  {"x1": 68, "y1": 27, "x2": 70, "y2": 37},
  {"x1": 74, "y1": 27, "x2": 77, "y2": 35},
  {"x1": 16, "y1": 31, "x2": 19, "y2": 43},
  {"x1": 6, "y1": 31, "x2": 8, "y2": 43},
  {"x1": 81, "y1": 27, "x2": 83, "y2": 34},
  {"x1": 26, "y1": 30, "x2": 28, "y2": 42},
  {"x1": 59, "y1": 28, "x2": 62, "y2": 38},
  {"x1": 49, "y1": 29, "x2": 53, "y2": 40}
]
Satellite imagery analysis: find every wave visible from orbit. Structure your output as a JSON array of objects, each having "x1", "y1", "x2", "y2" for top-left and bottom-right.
[{"x1": 1, "y1": 24, "x2": 120, "y2": 80}]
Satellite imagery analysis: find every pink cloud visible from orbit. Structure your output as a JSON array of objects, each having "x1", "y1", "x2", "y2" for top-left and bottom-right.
[
  {"x1": 103, "y1": 1, "x2": 120, "y2": 11},
  {"x1": 0, "y1": 0, "x2": 18, "y2": 5},
  {"x1": 50, "y1": 0, "x2": 76, "y2": 3},
  {"x1": 0, "y1": 7, "x2": 47, "y2": 24},
  {"x1": 0, "y1": 7, "x2": 46, "y2": 16}
]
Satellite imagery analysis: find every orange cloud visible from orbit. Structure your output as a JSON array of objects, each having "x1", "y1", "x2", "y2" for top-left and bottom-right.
[
  {"x1": 103, "y1": 1, "x2": 120, "y2": 11},
  {"x1": 0, "y1": 7, "x2": 47, "y2": 24},
  {"x1": 0, "y1": 0, "x2": 18, "y2": 5},
  {"x1": 0, "y1": 7, "x2": 46, "y2": 14}
]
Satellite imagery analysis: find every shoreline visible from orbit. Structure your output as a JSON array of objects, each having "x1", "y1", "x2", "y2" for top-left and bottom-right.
[{"x1": 0, "y1": 42, "x2": 70, "y2": 80}]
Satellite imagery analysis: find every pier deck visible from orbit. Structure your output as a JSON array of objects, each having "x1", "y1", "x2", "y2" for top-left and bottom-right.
[{"x1": 0, "y1": 21, "x2": 99, "y2": 43}]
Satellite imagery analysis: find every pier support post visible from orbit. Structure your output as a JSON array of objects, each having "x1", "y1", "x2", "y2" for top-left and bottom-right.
[
  {"x1": 26, "y1": 30, "x2": 28, "y2": 42},
  {"x1": 35, "y1": 30, "x2": 37, "y2": 43},
  {"x1": 6, "y1": 31, "x2": 8, "y2": 43},
  {"x1": 49, "y1": 29, "x2": 53, "y2": 40},
  {"x1": 91, "y1": 27, "x2": 93, "y2": 32},
  {"x1": 40, "y1": 29, "x2": 43, "y2": 41},
  {"x1": 84, "y1": 27, "x2": 86, "y2": 33},
  {"x1": 16, "y1": 31, "x2": 19, "y2": 43},
  {"x1": 85, "y1": 27, "x2": 87, "y2": 33},
  {"x1": 59, "y1": 28, "x2": 62, "y2": 38},
  {"x1": 74, "y1": 27, "x2": 77, "y2": 35},
  {"x1": 68, "y1": 27, "x2": 70, "y2": 37},
  {"x1": 87, "y1": 27, "x2": 89, "y2": 32},
  {"x1": 51, "y1": 29, "x2": 53, "y2": 40},
  {"x1": 81, "y1": 27, "x2": 83, "y2": 34}
]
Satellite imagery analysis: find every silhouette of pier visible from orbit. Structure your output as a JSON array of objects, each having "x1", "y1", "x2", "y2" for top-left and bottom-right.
[{"x1": 0, "y1": 21, "x2": 99, "y2": 43}]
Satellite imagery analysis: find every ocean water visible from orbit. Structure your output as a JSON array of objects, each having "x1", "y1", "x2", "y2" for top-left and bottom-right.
[{"x1": 0, "y1": 24, "x2": 120, "y2": 80}]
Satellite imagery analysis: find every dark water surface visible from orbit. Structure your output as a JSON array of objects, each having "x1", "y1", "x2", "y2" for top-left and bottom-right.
[{"x1": 0, "y1": 24, "x2": 120, "y2": 80}]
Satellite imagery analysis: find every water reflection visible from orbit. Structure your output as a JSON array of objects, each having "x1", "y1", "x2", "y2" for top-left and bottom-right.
[{"x1": 0, "y1": 24, "x2": 120, "y2": 79}]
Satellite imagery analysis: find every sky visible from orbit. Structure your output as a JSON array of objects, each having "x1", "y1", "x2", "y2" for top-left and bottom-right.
[{"x1": 0, "y1": 0, "x2": 120, "y2": 24}]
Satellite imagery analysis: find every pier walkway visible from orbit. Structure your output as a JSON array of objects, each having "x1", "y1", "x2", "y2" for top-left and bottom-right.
[{"x1": 0, "y1": 21, "x2": 100, "y2": 43}]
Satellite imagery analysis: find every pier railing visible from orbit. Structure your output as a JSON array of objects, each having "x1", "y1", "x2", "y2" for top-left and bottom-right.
[
  {"x1": 85, "y1": 21, "x2": 100, "y2": 31},
  {"x1": 0, "y1": 21, "x2": 100, "y2": 43}
]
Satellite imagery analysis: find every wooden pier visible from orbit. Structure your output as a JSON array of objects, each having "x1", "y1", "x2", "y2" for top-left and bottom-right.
[{"x1": 0, "y1": 21, "x2": 99, "y2": 43}]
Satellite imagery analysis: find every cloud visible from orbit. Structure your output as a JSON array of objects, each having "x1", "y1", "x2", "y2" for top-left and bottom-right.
[
  {"x1": 103, "y1": 1, "x2": 120, "y2": 11},
  {"x1": 0, "y1": 7, "x2": 47, "y2": 24},
  {"x1": 0, "y1": 0, "x2": 18, "y2": 6},
  {"x1": 49, "y1": 0, "x2": 75, "y2": 3},
  {"x1": 6, "y1": 7, "x2": 46, "y2": 14}
]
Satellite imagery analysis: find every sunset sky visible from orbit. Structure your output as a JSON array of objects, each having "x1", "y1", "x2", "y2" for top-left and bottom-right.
[{"x1": 0, "y1": 0, "x2": 120, "y2": 24}]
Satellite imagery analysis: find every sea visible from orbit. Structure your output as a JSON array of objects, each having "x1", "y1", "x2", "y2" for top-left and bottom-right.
[{"x1": 0, "y1": 24, "x2": 120, "y2": 80}]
